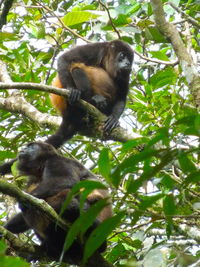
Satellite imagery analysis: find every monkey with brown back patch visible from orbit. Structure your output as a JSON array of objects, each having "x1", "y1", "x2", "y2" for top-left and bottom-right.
[{"x1": 47, "y1": 40, "x2": 133, "y2": 148}]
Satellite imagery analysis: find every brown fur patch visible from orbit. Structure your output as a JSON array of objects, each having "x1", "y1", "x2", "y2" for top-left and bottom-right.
[
  {"x1": 87, "y1": 189, "x2": 112, "y2": 222},
  {"x1": 70, "y1": 63, "x2": 116, "y2": 99},
  {"x1": 50, "y1": 76, "x2": 66, "y2": 113},
  {"x1": 26, "y1": 183, "x2": 39, "y2": 193}
]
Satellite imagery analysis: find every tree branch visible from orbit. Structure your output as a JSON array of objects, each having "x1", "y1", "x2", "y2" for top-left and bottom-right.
[
  {"x1": 133, "y1": 48, "x2": 178, "y2": 66},
  {"x1": 98, "y1": 0, "x2": 121, "y2": 39},
  {"x1": 0, "y1": 179, "x2": 68, "y2": 229},
  {"x1": 0, "y1": 225, "x2": 37, "y2": 257},
  {"x1": 0, "y1": 0, "x2": 15, "y2": 29},
  {"x1": 168, "y1": 1, "x2": 200, "y2": 30},
  {"x1": 151, "y1": 0, "x2": 200, "y2": 108},
  {"x1": 36, "y1": 1, "x2": 90, "y2": 44},
  {"x1": 0, "y1": 82, "x2": 137, "y2": 142},
  {"x1": 0, "y1": 95, "x2": 61, "y2": 128}
]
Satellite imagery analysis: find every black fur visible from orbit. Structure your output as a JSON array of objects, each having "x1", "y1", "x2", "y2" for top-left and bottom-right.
[
  {"x1": 3, "y1": 142, "x2": 112, "y2": 264},
  {"x1": 47, "y1": 40, "x2": 133, "y2": 148}
]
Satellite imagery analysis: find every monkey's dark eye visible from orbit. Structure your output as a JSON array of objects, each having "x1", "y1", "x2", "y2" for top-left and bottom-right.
[
  {"x1": 118, "y1": 52, "x2": 125, "y2": 61},
  {"x1": 27, "y1": 143, "x2": 33, "y2": 147}
]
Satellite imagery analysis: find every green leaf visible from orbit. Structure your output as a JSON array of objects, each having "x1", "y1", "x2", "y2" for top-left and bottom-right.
[
  {"x1": 178, "y1": 153, "x2": 197, "y2": 174},
  {"x1": 165, "y1": 222, "x2": 173, "y2": 238},
  {"x1": 60, "y1": 180, "x2": 107, "y2": 217},
  {"x1": 184, "y1": 171, "x2": 200, "y2": 185},
  {"x1": 0, "y1": 257, "x2": 30, "y2": 267},
  {"x1": 0, "y1": 32, "x2": 18, "y2": 41},
  {"x1": 145, "y1": 27, "x2": 169, "y2": 43},
  {"x1": 11, "y1": 160, "x2": 20, "y2": 177},
  {"x1": 163, "y1": 194, "x2": 176, "y2": 216},
  {"x1": 160, "y1": 174, "x2": 176, "y2": 190},
  {"x1": 98, "y1": 148, "x2": 111, "y2": 180},
  {"x1": 63, "y1": 199, "x2": 108, "y2": 252},
  {"x1": 150, "y1": 67, "x2": 177, "y2": 89},
  {"x1": 83, "y1": 212, "x2": 125, "y2": 264},
  {"x1": 0, "y1": 241, "x2": 7, "y2": 255},
  {"x1": 111, "y1": 148, "x2": 158, "y2": 188},
  {"x1": 149, "y1": 51, "x2": 170, "y2": 61},
  {"x1": 62, "y1": 11, "x2": 100, "y2": 26},
  {"x1": 0, "y1": 241, "x2": 30, "y2": 267},
  {"x1": 127, "y1": 150, "x2": 176, "y2": 193},
  {"x1": 132, "y1": 194, "x2": 163, "y2": 224},
  {"x1": 146, "y1": 128, "x2": 169, "y2": 147},
  {"x1": 111, "y1": 14, "x2": 132, "y2": 27}
]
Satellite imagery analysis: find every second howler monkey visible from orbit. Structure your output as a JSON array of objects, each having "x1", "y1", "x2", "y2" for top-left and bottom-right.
[
  {"x1": 3, "y1": 142, "x2": 112, "y2": 265},
  {"x1": 47, "y1": 40, "x2": 133, "y2": 148}
]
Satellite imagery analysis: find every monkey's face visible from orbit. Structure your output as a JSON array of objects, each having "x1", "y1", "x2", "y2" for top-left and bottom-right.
[
  {"x1": 18, "y1": 142, "x2": 57, "y2": 165},
  {"x1": 18, "y1": 143, "x2": 42, "y2": 162},
  {"x1": 107, "y1": 41, "x2": 133, "y2": 78},
  {"x1": 116, "y1": 51, "x2": 132, "y2": 72}
]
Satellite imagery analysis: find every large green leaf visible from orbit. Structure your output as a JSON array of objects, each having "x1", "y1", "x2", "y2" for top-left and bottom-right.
[
  {"x1": 63, "y1": 198, "x2": 109, "y2": 252},
  {"x1": 98, "y1": 148, "x2": 111, "y2": 181},
  {"x1": 150, "y1": 67, "x2": 177, "y2": 89},
  {"x1": 62, "y1": 11, "x2": 100, "y2": 26},
  {"x1": 83, "y1": 212, "x2": 125, "y2": 264}
]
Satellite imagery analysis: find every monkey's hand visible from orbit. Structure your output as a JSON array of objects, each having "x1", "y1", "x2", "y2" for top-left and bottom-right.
[
  {"x1": 0, "y1": 159, "x2": 16, "y2": 175},
  {"x1": 18, "y1": 201, "x2": 32, "y2": 212},
  {"x1": 104, "y1": 115, "x2": 119, "y2": 132},
  {"x1": 91, "y1": 95, "x2": 107, "y2": 110},
  {"x1": 69, "y1": 89, "x2": 81, "y2": 104}
]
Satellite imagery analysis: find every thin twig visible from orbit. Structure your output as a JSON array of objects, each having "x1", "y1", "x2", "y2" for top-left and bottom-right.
[
  {"x1": 98, "y1": 0, "x2": 121, "y2": 39},
  {"x1": 168, "y1": 2, "x2": 200, "y2": 30},
  {"x1": 133, "y1": 48, "x2": 179, "y2": 65},
  {"x1": 36, "y1": 1, "x2": 90, "y2": 43}
]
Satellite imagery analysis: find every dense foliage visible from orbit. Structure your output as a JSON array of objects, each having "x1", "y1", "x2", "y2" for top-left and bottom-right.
[{"x1": 0, "y1": 0, "x2": 200, "y2": 266}]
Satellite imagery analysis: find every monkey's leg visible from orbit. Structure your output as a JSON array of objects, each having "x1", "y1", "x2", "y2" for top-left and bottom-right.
[{"x1": 70, "y1": 68, "x2": 93, "y2": 103}]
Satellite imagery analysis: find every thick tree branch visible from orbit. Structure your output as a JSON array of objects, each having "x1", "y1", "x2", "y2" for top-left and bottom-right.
[
  {"x1": 0, "y1": 82, "x2": 137, "y2": 142},
  {"x1": 0, "y1": 61, "x2": 60, "y2": 128},
  {"x1": 0, "y1": 95, "x2": 61, "y2": 128},
  {"x1": 0, "y1": 179, "x2": 68, "y2": 230},
  {"x1": 0, "y1": 60, "x2": 12, "y2": 83},
  {"x1": 0, "y1": 225, "x2": 37, "y2": 256},
  {"x1": 151, "y1": 0, "x2": 200, "y2": 108}
]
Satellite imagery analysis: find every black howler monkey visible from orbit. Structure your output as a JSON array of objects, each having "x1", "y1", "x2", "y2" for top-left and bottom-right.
[
  {"x1": 0, "y1": 40, "x2": 133, "y2": 175},
  {"x1": 3, "y1": 142, "x2": 112, "y2": 265},
  {"x1": 46, "y1": 40, "x2": 133, "y2": 148}
]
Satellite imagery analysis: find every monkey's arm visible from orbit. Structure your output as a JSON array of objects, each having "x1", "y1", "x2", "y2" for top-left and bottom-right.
[
  {"x1": 4, "y1": 212, "x2": 30, "y2": 233},
  {"x1": 30, "y1": 159, "x2": 77, "y2": 199},
  {"x1": 0, "y1": 158, "x2": 17, "y2": 175},
  {"x1": 104, "y1": 99, "x2": 126, "y2": 132}
]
